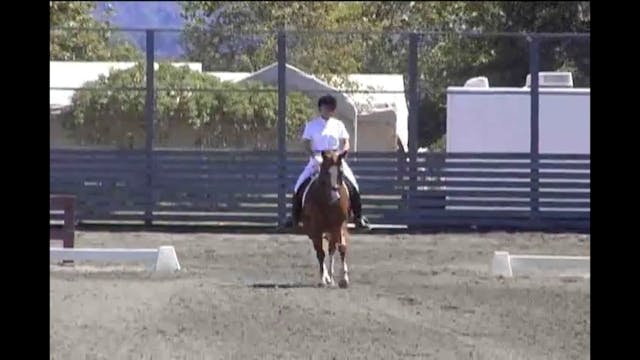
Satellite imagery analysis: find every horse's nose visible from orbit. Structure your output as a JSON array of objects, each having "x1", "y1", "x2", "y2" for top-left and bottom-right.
[{"x1": 329, "y1": 190, "x2": 341, "y2": 203}]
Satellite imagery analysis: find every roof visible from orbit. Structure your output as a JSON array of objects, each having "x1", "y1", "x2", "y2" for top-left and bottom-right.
[
  {"x1": 340, "y1": 73, "x2": 408, "y2": 151},
  {"x1": 204, "y1": 71, "x2": 250, "y2": 82},
  {"x1": 207, "y1": 63, "x2": 408, "y2": 150},
  {"x1": 233, "y1": 63, "x2": 358, "y2": 126}
]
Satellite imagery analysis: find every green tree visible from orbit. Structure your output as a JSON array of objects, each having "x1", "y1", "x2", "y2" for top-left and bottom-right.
[
  {"x1": 180, "y1": 2, "x2": 367, "y2": 78},
  {"x1": 179, "y1": 1, "x2": 504, "y2": 148},
  {"x1": 50, "y1": 1, "x2": 141, "y2": 61},
  {"x1": 360, "y1": 2, "x2": 506, "y2": 147},
  {"x1": 360, "y1": 1, "x2": 589, "y2": 148},
  {"x1": 180, "y1": 1, "x2": 589, "y2": 148},
  {"x1": 62, "y1": 63, "x2": 314, "y2": 149},
  {"x1": 480, "y1": 1, "x2": 590, "y2": 87}
]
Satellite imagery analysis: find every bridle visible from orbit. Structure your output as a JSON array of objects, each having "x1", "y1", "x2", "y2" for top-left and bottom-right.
[{"x1": 319, "y1": 151, "x2": 345, "y2": 203}]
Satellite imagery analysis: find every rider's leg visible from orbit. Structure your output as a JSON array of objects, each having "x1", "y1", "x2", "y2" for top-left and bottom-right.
[
  {"x1": 341, "y1": 162, "x2": 370, "y2": 228},
  {"x1": 292, "y1": 176, "x2": 312, "y2": 225},
  {"x1": 286, "y1": 160, "x2": 316, "y2": 227},
  {"x1": 294, "y1": 159, "x2": 316, "y2": 192}
]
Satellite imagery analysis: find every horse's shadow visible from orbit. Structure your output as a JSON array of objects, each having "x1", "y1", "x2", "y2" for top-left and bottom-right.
[{"x1": 249, "y1": 282, "x2": 318, "y2": 289}]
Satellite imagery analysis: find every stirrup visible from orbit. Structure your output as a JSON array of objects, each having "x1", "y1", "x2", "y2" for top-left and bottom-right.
[
  {"x1": 286, "y1": 216, "x2": 303, "y2": 228},
  {"x1": 283, "y1": 216, "x2": 296, "y2": 228},
  {"x1": 355, "y1": 216, "x2": 371, "y2": 229}
]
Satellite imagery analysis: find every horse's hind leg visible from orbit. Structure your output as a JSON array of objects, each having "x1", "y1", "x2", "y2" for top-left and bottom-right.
[{"x1": 311, "y1": 233, "x2": 331, "y2": 287}]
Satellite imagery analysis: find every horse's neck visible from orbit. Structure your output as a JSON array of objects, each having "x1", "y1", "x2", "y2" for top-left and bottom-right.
[
  {"x1": 302, "y1": 176, "x2": 319, "y2": 207},
  {"x1": 338, "y1": 185, "x2": 351, "y2": 210},
  {"x1": 305, "y1": 181, "x2": 350, "y2": 212}
]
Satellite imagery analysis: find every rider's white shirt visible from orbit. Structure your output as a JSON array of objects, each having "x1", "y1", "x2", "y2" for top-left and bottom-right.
[
  {"x1": 294, "y1": 116, "x2": 358, "y2": 192},
  {"x1": 302, "y1": 116, "x2": 349, "y2": 151}
]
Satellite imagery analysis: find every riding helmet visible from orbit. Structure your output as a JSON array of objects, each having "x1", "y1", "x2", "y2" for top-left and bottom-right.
[{"x1": 318, "y1": 94, "x2": 337, "y2": 110}]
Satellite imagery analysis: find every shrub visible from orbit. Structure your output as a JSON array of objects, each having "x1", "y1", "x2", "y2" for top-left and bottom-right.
[{"x1": 62, "y1": 62, "x2": 314, "y2": 149}]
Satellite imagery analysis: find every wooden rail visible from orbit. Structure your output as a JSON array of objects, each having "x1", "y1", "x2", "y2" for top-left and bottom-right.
[{"x1": 50, "y1": 195, "x2": 76, "y2": 248}]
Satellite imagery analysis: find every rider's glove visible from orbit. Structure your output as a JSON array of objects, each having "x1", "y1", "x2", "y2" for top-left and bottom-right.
[
  {"x1": 312, "y1": 153, "x2": 323, "y2": 172},
  {"x1": 312, "y1": 153, "x2": 323, "y2": 165}
]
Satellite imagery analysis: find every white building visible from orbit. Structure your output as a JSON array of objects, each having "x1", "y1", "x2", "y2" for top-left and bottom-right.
[{"x1": 446, "y1": 72, "x2": 590, "y2": 154}]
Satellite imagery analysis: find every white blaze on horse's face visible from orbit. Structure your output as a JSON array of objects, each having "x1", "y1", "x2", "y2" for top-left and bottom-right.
[
  {"x1": 329, "y1": 165, "x2": 339, "y2": 188},
  {"x1": 328, "y1": 164, "x2": 341, "y2": 203}
]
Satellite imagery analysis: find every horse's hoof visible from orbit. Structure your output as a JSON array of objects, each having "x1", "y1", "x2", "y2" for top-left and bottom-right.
[{"x1": 338, "y1": 279, "x2": 349, "y2": 289}]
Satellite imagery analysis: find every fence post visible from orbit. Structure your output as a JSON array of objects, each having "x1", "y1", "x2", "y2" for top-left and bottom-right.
[
  {"x1": 407, "y1": 32, "x2": 419, "y2": 226},
  {"x1": 277, "y1": 30, "x2": 287, "y2": 227},
  {"x1": 144, "y1": 29, "x2": 156, "y2": 226},
  {"x1": 528, "y1": 35, "x2": 540, "y2": 218}
]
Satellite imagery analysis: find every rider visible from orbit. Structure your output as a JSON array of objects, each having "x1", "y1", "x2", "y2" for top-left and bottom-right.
[{"x1": 286, "y1": 94, "x2": 370, "y2": 229}]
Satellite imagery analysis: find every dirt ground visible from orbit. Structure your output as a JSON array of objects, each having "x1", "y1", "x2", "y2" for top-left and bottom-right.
[{"x1": 50, "y1": 231, "x2": 590, "y2": 360}]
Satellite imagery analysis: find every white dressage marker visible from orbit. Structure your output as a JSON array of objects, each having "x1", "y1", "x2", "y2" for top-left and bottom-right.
[
  {"x1": 50, "y1": 246, "x2": 181, "y2": 273},
  {"x1": 491, "y1": 251, "x2": 589, "y2": 278}
]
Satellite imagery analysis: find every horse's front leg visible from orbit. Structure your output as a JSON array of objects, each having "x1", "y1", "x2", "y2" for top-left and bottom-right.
[
  {"x1": 338, "y1": 227, "x2": 350, "y2": 289},
  {"x1": 311, "y1": 232, "x2": 331, "y2": 287},
  {"x1": 327, "y1": 234, "x2": 337, "y2": 286}
]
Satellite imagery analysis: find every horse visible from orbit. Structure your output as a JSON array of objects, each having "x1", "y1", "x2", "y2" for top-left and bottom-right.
[{"x1": 301, "y1": 150, "x2": 351, "y2": 288}]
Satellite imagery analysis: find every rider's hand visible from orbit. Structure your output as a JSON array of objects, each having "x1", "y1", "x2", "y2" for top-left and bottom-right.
[{"x1": 312, "y1": 153, "x2": 323, "y2": 165}]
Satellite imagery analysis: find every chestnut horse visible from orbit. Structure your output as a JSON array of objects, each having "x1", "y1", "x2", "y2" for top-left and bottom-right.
[{"x1": 301, "y1": 150, "x2": 351, "y2": 288}]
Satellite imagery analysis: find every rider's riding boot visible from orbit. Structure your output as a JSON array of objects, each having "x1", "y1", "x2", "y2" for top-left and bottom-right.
[
  {"x1": 292, "y1": 189, "x2": 302, "y2": 226},
  {"x1": 349, "y1": 185, "x2": 370, "y2": 229},
  {"x1": 285, "y1": 176, "x2": 314, "y2": 228},
  {"x1": 284, "y1": 191, "x2": 302, "y2": 228}
]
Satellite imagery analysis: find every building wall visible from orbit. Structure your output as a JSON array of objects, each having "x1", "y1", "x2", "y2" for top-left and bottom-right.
[
  {"x1": 356, "y1": 111, "x2": 398, "y2": 152},
  {"x1": 446, "y1": 88, "x2": 590, "y2": 154}
]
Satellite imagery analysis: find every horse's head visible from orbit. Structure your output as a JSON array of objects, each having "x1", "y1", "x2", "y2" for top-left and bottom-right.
[{"x1": 318, "y1": 150, "x2": 348, "y2": 204}]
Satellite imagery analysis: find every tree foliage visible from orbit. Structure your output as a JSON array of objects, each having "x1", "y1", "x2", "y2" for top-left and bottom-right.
[
  {"x1": 50, "y1": 1, "x2": 141, "y2": 61},
  {"x1": 53, "y1": 2, "x2": 590, "y2": 150},
  {"x1": 180, "y1": 1, "x2": 369, "y2": 87},
  {"x1": 482, "y1": 2, "x2": 590, "y2": 87},
  {"x1": 62, "y1": 63, "x2": 314, "y2": 149},
  {"x1": 180, "y1": 1, "x2": 590, "y2": 148}
]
